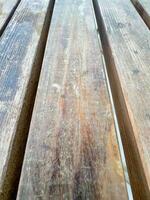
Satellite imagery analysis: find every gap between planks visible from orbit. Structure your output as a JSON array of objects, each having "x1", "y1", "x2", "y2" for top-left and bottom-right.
[
  {"x1": 0, "y1": 0, "x2": 21, "y2": 37},
  {"x1": 91, "y1": 4, "x2": 133, "y2": 199},
  {"x1": 93, "y1": 0, "x2": 150, "y2": 199},
  {"x1": 131, "y1": 0, "x2": 150, "y2": 29},
  {"x1": 0, "y1": 0, "x2": 55, "y2": 199}
]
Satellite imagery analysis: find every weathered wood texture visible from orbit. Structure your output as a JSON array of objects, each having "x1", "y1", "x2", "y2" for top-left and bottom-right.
[
  {"x1": 131, "y1": 0, "x2": 150, "y2": 29},
  {"x1": 0, "y1": 0, "x2": 54, "y2": 199},
  {"x1": 17, "y1": 0, "x2": 128, "y2": 199},
  {"x1": 0, "y1": 0, "x2": 20, "y2": 35},
  {"x1": 93, "y1": 0, "x2": 150, "y2": 199}
]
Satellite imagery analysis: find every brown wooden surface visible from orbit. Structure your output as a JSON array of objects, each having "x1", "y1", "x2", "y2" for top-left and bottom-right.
[
  {"x1": 131, "y1": 0, "x2": 150, "y2": 29},
  {"x1": 0, "y1": 0, "x2": 20, "y2": 35},
  {"x1": 17, "y1": 0, "x2": 129, "y2": 199},
  {"x1": 0, "y1": 0, "x2": 54, "y2": 199},
  {"x1": 94, "y1": 0, "x2": 150, "y2": 199}
]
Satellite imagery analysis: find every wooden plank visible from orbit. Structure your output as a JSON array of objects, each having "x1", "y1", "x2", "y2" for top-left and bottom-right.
[
  {"x1": 0, "y1": 0, "x2": 54, "y2": 199},
  {"x1": 0, "y1": 0, "x2": 20, "y2": 35},
  {"x1": 131, "y1": 0, "x2": 150, "y2": 29},
  {"x1": 17, "y1": 0, "x2": 129, "y2": 199},
  {"x1": 93, "y1": 0, "x2": 150, "y2": 199}
]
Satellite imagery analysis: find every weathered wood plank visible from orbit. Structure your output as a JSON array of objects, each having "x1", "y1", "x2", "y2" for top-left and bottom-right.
[
  {"x1": 17, "y1": 0, "x2": 129, "y2": 199},
  {"x1": 0, "y1": 0, "x2": 20, "y2": 35},
  {"x1": 0, "y1": 0, "x2": 54, "y2": 199},
  {"x1": 131, "y1": 0, "x2": 150, "y2": 29},
  {"x1": 93, "y1": 0, "x2": 150, "y2": 199}
]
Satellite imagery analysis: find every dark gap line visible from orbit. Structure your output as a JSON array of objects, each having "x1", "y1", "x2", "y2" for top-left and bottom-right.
[
  {"x1": 131, "y1": 0, "x2": 150, "y2": 29},
  {"x1": 92, "y1": 0, "x2": 150, "y2": 199},
  {"x1": 0, "y1": 0, "x2": 21, "y2": 37},
  {"x1": 91, "y1": 2, "x2": 133, "y2": 199},
  {"x1": 2, "y1": 0, "x2": 56, "y2": 199},
  {"x1": 93, "y1": 3, "x2": 133, "y2": 200}
]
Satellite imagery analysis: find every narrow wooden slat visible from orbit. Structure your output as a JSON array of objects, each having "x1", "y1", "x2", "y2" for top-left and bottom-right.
[
  {"x1": 131, "y1": 0, "x2": 150, "y2": 29},
  {"x1": 0, "y1": 0, "x2": 54, "y2": 199},
  {"x1": 0, "y1": 0, "x2": 20, "y2": 35},
  {"x1": 93, "y1": 0, "x2": 150, "y2": 199},
  {"x1": 17, "y1": 0, "x2": 129, "y2": 199}
]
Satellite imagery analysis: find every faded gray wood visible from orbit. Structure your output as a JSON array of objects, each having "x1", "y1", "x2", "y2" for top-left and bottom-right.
[
  {"x1": 94, "y1": 0, "x2": 150, "y2": 199},
  {"x1": 131, "y1": 0, "x2": 150, "y2": 29},
  {"x1": 0, "y1": 0, "x2": 20, "y2": 35},
  {"x1": 17, "y1": 0, "x2": 128, "y2": 199},
  {"x1": 0, "y1": 0, "x2": 54, "y2": 199}
]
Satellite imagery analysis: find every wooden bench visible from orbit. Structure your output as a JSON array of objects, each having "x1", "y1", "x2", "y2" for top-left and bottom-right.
[
  {"x1": 0, "y1": 0, "x2": 54, "y2": 199},
  {"x1": 16, "y1": 0, "x2": 129, "y2": 199},
  {"x1": 131, "y1": 0, "x2": 150, "y2": 29},
  {"x1": 0, "y1": 0, "x2": 20, "y2": 35},
  {"x1": 93, "y1": 0, "x2": 150, "y2": 199}
]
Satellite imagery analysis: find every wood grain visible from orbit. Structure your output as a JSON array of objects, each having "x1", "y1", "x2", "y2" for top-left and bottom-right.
[
  {"x1": 0, "y1": 0, "x2": 20, "y2": 36},
  {"x1": 93, "y1": 0, "x2": 150, "y2": 199},
  {"x1": 17, "y1": 0, "x2": 128, "y2": 199},
  {"x1": 131, "y1": 0, "x2": 150, "y2": 29},
  {"x1": 0, "y1": 0, "x2": 54, "y2": 199}
]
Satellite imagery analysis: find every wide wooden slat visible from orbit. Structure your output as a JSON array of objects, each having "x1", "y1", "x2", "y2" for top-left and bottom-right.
[
  {"x1": 17, "y1": 0, "x2": 129, "y2": 199},
  {"x1": 131, "y1": 0, "x2": 150, "y2": 29},
  {"x1": 0, "y1": 0, "x2": 20, "y2": 35},
  {"x1": 94, "y1": 0, "x2": 150, "y2": 199},
  {"x1": 0, "y1": 0, "x2": 54, "y2": 199}
]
